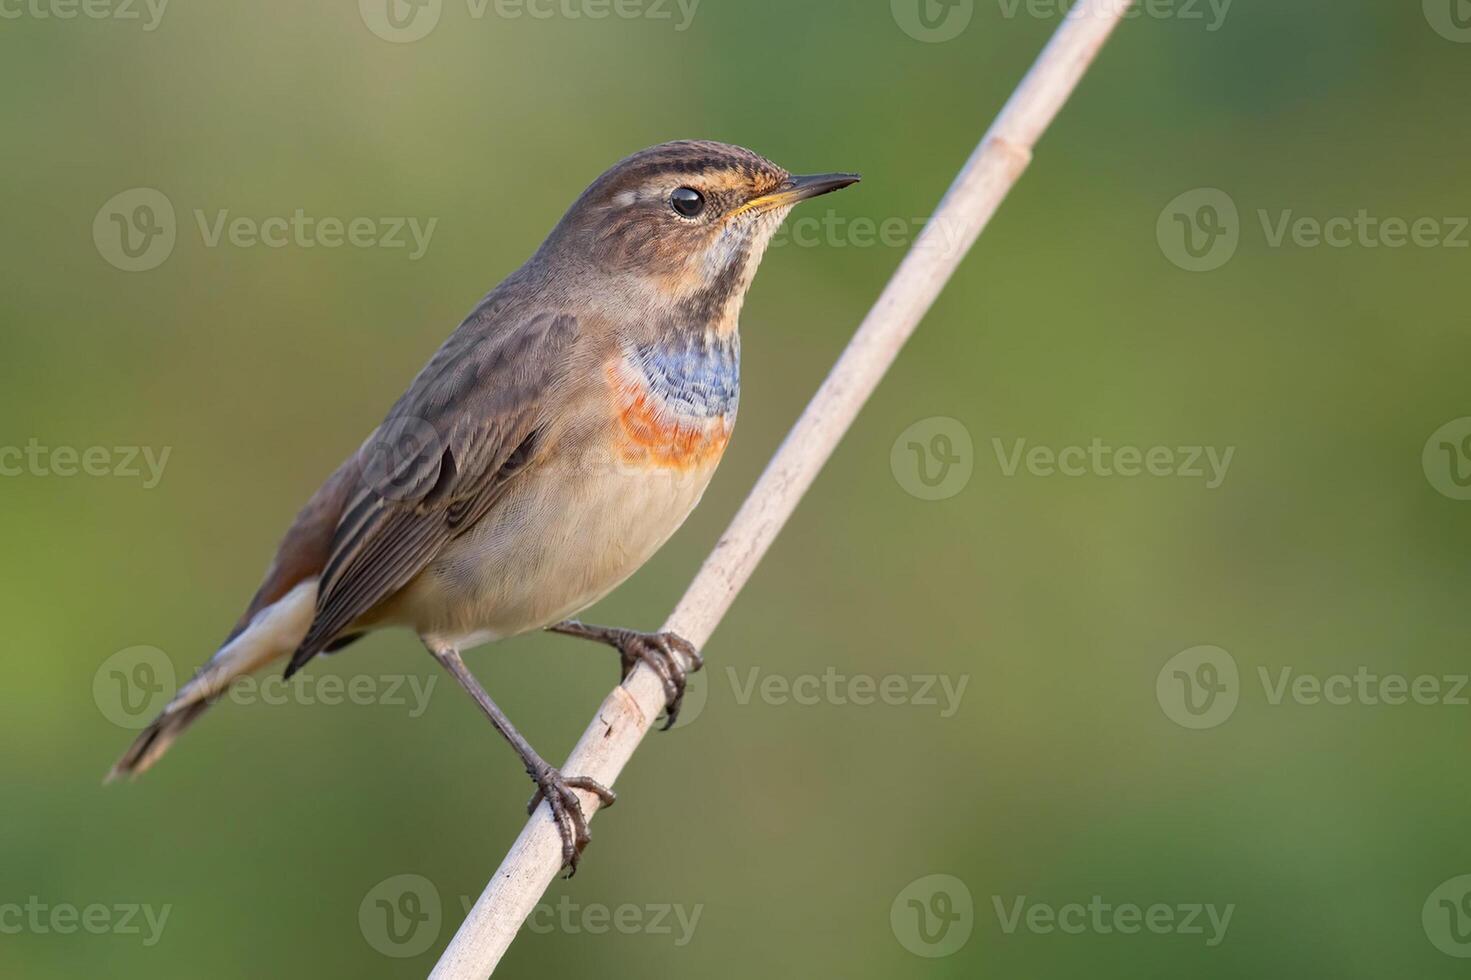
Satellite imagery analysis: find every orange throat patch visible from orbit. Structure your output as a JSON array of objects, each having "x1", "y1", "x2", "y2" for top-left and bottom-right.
[{"x1": 606, "y1": 354, "x2": 736, "y2": 472}]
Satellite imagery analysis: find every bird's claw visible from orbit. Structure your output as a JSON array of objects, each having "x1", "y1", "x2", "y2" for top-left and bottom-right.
[
  {"x1": 615, "y1": 630, "x2": 703, "y2": 730},
  {"x1": 527, "y1": 767, "x2": 616, "y2": 876}
]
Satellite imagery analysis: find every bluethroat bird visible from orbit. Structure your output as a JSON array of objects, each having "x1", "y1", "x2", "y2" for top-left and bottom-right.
[{"x1": 109, "y1": 140, "x2": 859, "y2": 871}]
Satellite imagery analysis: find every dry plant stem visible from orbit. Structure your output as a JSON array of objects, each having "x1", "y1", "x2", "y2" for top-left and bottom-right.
[{"x1": 430, "y1": 2, "x2": 1135, "y2": 975}]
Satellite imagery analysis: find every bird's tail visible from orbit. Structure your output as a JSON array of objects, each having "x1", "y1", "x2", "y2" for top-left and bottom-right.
[{"x1": 106, "y1": 580, "x2": 319, "y2": 781}]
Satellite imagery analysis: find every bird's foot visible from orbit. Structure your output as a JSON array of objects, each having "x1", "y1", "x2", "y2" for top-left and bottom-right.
[
  {"x1": 527, "y1": 766, "x2": 616, "y2": 876},
  {"x1": 548, "y1": 621, "x2": 704, "y2": 729},
  {"x1": 612, "y1": 630, "x2": 703, "y2": 730}
]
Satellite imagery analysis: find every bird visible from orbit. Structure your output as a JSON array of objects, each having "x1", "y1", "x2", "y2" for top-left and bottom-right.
[{"x1": 108, "y1": 140, "x2": 859, "y2": 871}]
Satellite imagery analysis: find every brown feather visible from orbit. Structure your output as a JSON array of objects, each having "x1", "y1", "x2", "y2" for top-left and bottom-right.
[
  {"x1": 284, "y1": 307, "x2": 579, "y2": 676},
  {"x1": 225, "y1": 458, "x2": 358, "y2": 644}
]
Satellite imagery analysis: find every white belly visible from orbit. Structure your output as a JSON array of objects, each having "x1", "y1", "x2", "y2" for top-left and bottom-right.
[{"x1": 400, "y1": 456, "x2": 719, "y2": 651}]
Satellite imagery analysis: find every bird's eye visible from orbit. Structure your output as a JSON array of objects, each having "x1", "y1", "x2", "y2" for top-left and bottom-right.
[{"x1": 671, "y1": 187, "x2": 706, "y2": 218}]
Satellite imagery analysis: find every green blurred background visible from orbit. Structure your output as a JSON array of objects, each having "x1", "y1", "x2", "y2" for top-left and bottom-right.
[{"x1": 4, "y1": 0, "x2": 1471, "y2": 976}]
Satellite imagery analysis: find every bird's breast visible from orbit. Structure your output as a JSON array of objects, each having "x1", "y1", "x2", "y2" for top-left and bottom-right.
[
  {"x1": 385, "y1": 336, "x2": 741, "y2": 647},
  {"x1": 605, "y1": 334, "x2": 740, "y2": 472}
]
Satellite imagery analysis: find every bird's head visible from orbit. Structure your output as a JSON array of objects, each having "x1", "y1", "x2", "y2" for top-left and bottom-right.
[{"x1": 543, "y1": 140, "x2": 859, "y2": 325}]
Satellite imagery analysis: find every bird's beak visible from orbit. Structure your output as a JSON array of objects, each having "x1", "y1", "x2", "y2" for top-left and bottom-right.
[{"x1": 731, "y1": 172, "x2": 861, "y2": 217}]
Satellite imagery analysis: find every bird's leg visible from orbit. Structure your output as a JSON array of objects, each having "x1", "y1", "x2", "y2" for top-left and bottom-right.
[
  {"x1": 426, "y1": 645, "x2": 615, "y2": 876},
  {"x1": 546, "y1": 621, "x2": 703, "y2": 730}
]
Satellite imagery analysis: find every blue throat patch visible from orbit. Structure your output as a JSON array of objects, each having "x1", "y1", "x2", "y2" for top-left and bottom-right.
[{"x1": 630, "y1": 335, "x2": 741, "y2": 420}]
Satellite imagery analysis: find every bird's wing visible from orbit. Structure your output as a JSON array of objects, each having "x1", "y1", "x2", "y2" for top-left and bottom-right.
[{"x1": 285, "y1": 306, "x2": 581, "y2": 676}]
